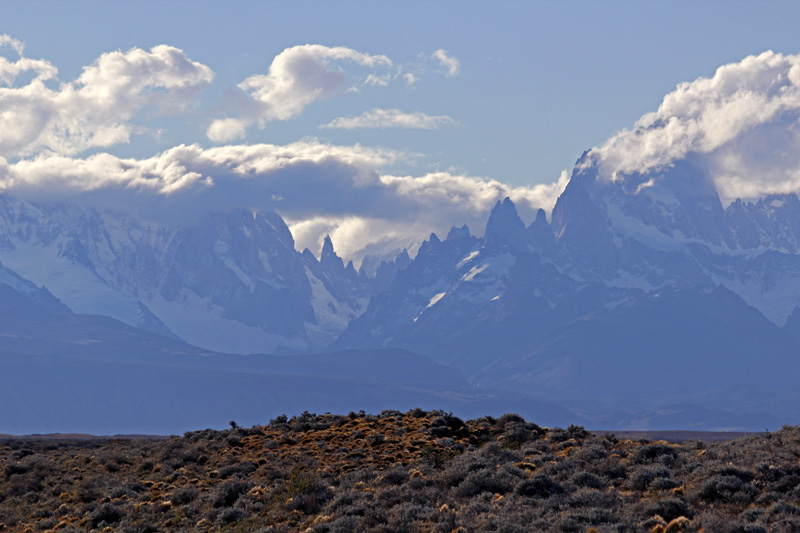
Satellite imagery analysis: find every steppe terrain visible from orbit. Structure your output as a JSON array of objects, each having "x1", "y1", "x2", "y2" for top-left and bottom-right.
[{"x1": 1, "y1": 410, "x2": 798, "y2": 532}]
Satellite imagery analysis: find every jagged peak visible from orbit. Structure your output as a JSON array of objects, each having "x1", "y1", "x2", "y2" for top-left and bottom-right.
[
  {"x1": 488, "y1": 197, "x2": 520, "y2": 217},
  {"x1": 395, "y1": 249, "x2": 411, "y2": 269},
  {"x1": 321, "y1": 235, "x2": 335, "y2": 257},
  {"x1": 417, "y1": 235, "x2": 443, "y2": 257},
  {"x1": 484, "y1": 197, "x2": 527, "y2": 250},
  {"x1": 447, "y1": 224, "x2": 471, "y2": 242},
  {"x1": 320, "y1": 235, "x2": 344, "y2": 272},
  {"x1": 533, "y1": 208, "x2": 548, "y2": 226}
]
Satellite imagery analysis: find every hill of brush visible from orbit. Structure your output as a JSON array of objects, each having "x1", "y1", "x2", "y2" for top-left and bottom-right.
[{"x1": 1, "y1": 410, "x2": 799, "y2": 532}]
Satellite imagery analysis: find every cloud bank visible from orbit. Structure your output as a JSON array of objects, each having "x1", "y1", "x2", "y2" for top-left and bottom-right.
[
  {"x1": 321, "y1": 108, "x2": 456, "y2": 130},
  {"x1": 593, "y1": 51, "x2": 800, "y2": 202},
  {"x1": 0, "y1": 140, "x2": 565, "y2": 261},
  {"x1": 0, "y1": 36, "x2": 566, "y2": 264}
]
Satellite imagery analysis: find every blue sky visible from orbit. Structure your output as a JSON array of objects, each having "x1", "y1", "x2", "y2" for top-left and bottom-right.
[{"x1": 2, "y1": 0, "x2": 800, "y2": 261}]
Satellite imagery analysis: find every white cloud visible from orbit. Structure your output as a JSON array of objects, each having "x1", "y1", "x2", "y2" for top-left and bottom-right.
[
  {"x1": 207, "y1": 44, "x2": 392, "y2": 141},
  {"x1": 0, "y1": 140, "x2": 398, "y2": 196},
  {"x1": 364, "y1": 73, "x2": 390, "y2": 87},
  {"x1": 321, "y1": 108, "x2": 456, "y2": 130},
  {"x1": 432, "y1": 49, "x2": 460, "y2": 76},
  {"x1": 289, "y1": 215, "x2": 428, "y2": 263},
  {"x1": 592, "y1": 50, "x2": 800, "y2": 201},
  {"x1": 0, "y1": 40, "x2": 214, "y2": 157},
  {"x1": 205, "y1": 117, "x2": 248, "y2": 143},
  {"x1": 0, "y1": 34, "x2": 55, "y2": 87},
  {"x1": 0, "y1": 35, "x2": 24, "y2": 56},
  {"x1": 403, "y1": 72, "x2": 418, "y2": 87}
]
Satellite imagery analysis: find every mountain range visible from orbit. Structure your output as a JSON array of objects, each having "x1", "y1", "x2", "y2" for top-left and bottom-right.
[{"x1": 2, "y1": 150, "x2": 799, "y2": 433}]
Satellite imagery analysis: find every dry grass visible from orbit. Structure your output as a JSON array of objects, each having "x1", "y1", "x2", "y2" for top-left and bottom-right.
[{"x1": 0, "y1": 410, "x2": 797, "y2": 532}]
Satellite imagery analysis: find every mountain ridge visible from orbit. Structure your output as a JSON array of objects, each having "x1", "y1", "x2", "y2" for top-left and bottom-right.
[{"x1": 3, "y1": 147, "x2": 800, "y2": 430}]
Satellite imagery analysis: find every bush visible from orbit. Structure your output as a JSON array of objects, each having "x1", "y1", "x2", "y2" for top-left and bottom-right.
[
  {"x1": 455, "y1": 466, "x2": 520, "y2": 497},
  {"x1": 89, "y1": 503, "x2": 124, "y2": 527},
  {"x1": 212, "y1": 481, "x2": 252, "y2": 508},
  {"x1": 632, "y1": 443, "x2": 679, "y2": 466},
  {"x1": 644, "y1": 498, "x2": 693, "y2": 521},
  {"x1": 698, "y1": 475, "x2": 759, "y2": 504},
  {"x1": 515, "y1": 475, "x2": 565, "y2": 498},
  {"x1": 629, "y1": 465, "x2": 671, "y2": 491}
]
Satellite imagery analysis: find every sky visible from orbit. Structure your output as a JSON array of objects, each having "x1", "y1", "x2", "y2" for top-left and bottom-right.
[{"x1": 2, "y1": 0, "x2": 800, "y2": 263}]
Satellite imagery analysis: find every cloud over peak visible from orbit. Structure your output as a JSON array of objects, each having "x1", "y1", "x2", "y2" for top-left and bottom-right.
[{"x1": 593, "y1": 50, "x2": 800, "y2": 202}]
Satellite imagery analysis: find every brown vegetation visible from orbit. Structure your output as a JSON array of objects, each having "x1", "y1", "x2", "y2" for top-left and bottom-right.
[{"x1": 0, "y1": 410, "x2": 798, "y2": 531}]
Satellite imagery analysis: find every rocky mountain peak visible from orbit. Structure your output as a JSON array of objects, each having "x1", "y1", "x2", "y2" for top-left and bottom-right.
[
  {"x1": 447, "y1": 225, "x2": 471, "y2": 242},
  {"x1": 527, "y1": 208, "x2": 556, "y2": 254},
  {"x1": 320, "y1": 235, "x2": 345, "y2": 273},
  {"x1": 484, "y1": 197, "x2": 528, "y2": 251}
]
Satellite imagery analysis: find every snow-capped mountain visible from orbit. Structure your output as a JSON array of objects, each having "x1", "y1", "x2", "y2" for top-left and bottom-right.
[
  {"x1": 0, "y1": 195, "x2": 382, "y2": 354},
  {"x1": 552, "y1": 153, "x2": 800, "y2": 325},
  {"x1": 4, "y1": 146, "x2": 800, "y2": 430},
  {"x1": 336, "y1": 152, "x2": 800, "y2": 426}
]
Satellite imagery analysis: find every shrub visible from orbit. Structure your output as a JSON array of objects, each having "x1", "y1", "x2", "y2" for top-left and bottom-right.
[
  {"x1": 89, "y1": 503, "x2": 124, "y2": 528},
  {"x1": 212, "y1": 480, "x2": 252, "y2": 508},
  {"x1": 455, "y1": 466, "x2": 520, "y2": 497},
  {"x1": 633, "y1": 443, "x2": 679, "y2": 466},
  {"x1": 644, "y1": 498, "x2": 693, "y2": 521},
  {"x1": 698, "y1": 475, "x2": 759, "y2": 504},
  {"x1": 629, "y1": 465, "x2": 672, "y2": 491},
  {"x1": 515, "y1": 475, "x2": 565, "y2": 498},
  {"x1": 570, "y1": 472, "x2": 605, "y2": 490},
  {"x1": 497, "y1": 413, "x2": 526, "y2": 426}
]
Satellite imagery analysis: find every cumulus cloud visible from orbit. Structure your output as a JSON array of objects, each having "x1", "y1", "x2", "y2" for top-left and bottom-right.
[
  {"x1": 432, "y1": 49, "x2": 460, "y2": 76},
  {"x1": 321, "y1": 108, "x2": 456, "y2": 130},
  {"x1": 593, "y1": 50, "x2": 800, "y2": 201},
  {"x1": 206, "y1": 44, "x2": 392, "y2": 141},
  {"x1": 0, "y1": 40, "x2": 213, "y2": 156},
  {"x1": 0, "y1": 138, "x2": 564, "y2": 263},
  {"x1": 205, "y1": 117, "x2": 248, "y2": 143}
]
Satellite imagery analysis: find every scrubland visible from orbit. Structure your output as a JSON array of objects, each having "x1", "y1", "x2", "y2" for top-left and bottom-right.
[{"x1": 1, "y1": 410, "x2": 799, "y2": 532}]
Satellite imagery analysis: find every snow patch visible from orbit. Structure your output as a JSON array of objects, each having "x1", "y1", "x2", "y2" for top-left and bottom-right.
[
  {"x1": 426, "y1": 292, "x2": 446, "y2": 309},
  {"x1": 304, "y1": 266, "x2": 364, "y2": 347},
  {"x1": 456, "y1": 253, "x2": 515, "y2": 303},
  {"x1": 457, "y1": 250, "x2": 480, "y2": 269},
  {"x1": 715, "y1": 274, "x2": 800, "y2": 327},
  {"x1": 462, "y1": 264, "x2": 489, "y2": 282}
]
